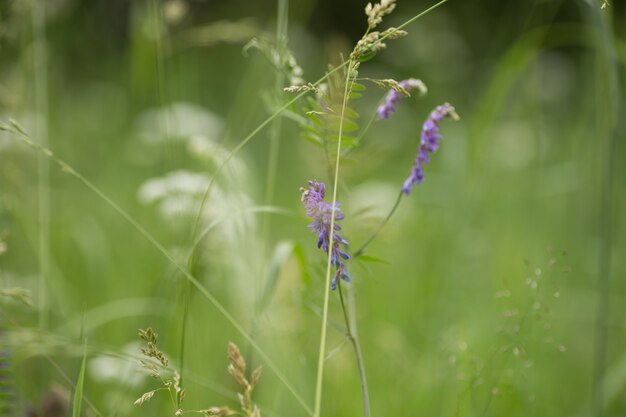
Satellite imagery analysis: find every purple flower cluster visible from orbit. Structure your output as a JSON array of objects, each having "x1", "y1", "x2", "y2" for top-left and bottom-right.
[
  {"x1": 300, "y1": 180, "x2": 350, "y2": 290},
  {"x1": 377, "y1": 78, "x2": 424, "y2": 120},
  {"x1": 402, "y1": 103, "x2": 457, "y2": 195}
]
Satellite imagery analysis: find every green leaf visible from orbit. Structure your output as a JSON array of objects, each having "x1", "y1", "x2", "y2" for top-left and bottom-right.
[
  {"x1": 329, "y1": 118, "x2": 359, "y2": 132},
  {"x1": 257, "y1": 241, "x2": 295, "y2": 313},
  {"x1": 356, "y1": 50, "x2": 378, "y2": 62},
  {"x1": 328, "y1": 134, "x2": 358, "y2": 147},
  {"x1": 280, "y1": 109, "x2": 308, "y2": 125},
  {"x1": 292, "y1": 243, "x2": 311, "y2": 286},
  {"x1": 302, "y1": 133, "x2": 324, "y2": 146},
  {"x1": 343, "y1": 107, "x2": 361, "y2": 120},
  {"x1": 72, "y1": 339, "x2": 87, "y2": 417},
  {"x1": 301, "y1": 124, "x2": 323, "y2": 136}
]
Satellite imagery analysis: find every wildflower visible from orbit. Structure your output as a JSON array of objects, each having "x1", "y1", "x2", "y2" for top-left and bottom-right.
[
  {"x1": 300, "y1": 180, "x2": 350, "y2": 290},
  {"x1": 402, "y1": 103, "x2": 458, "y2": 195},
  {"x1": 377, "y1": 78, "x2": 426, "y2": 120}
]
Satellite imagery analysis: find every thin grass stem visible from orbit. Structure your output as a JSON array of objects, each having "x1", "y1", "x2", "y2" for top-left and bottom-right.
[
  {"x1": 313, "y1": 58, "x2": 356, "y2": 417},
  {"x1": 31, "y1": 0, "x2": 50, "y2": 331},
  {"x1": 589, "y1": 3, "x2": 619, "y2": 416},
  {"x1": 252, "y1": 0, "x2": 290, "y2": 363},
  {"x1": 337, "y1": 281, "x2": 370, "y2": 417}
]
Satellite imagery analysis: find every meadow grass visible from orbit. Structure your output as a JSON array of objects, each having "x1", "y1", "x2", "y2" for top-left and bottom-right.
[{"x1": 0, "y1": 0, "x2": 625, "y2": 416}]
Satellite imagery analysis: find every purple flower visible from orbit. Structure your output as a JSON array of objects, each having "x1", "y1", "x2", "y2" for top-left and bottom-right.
[
  {"x1": 377, "y1": 78, "x2": 426, "y2": 120},
  {"x1": 402, "y1": 103, "x2": 457, "y2": 195},
  {"x1": 300, "y1": 180, "x2": 350, "y2": 290}
]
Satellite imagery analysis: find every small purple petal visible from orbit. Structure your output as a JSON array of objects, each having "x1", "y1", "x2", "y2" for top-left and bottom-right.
[
  {"x1": 300, "y1": 180, "x2": 351, "y2": 290},
  {"x1": 377, "y1": 78, "x2": 426, "y2": 120},
  {"x1": 402, "y1": 103, "x2": 457, "y2": 195}
]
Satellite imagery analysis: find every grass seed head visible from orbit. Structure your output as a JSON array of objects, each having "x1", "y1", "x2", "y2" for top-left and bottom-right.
[{"x1": 365, "y1": 0, "x2": 396, "y2": 30}]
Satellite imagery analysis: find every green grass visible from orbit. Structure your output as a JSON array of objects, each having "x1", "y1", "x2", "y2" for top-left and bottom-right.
[{"x1": 0, "y1": 0, "x2": 625, "y2": 416}]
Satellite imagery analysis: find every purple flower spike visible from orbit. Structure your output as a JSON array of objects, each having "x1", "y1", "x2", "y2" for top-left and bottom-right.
[
  {"x1": 377, "y1": 78, "x2": 426, "y2": 120},
  {"x1": 300, "y1": 180, "x2": 351, "y2": 290},
  {"x1": 402, "y1": 103, "x2": 458, "y2": 195}
]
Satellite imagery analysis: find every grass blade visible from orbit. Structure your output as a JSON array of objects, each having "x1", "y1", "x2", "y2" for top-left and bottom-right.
[{"x1": 72, "y1": 339, "x2": 87, "y2": 417}]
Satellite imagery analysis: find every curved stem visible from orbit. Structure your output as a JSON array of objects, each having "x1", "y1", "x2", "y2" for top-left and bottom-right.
[
  {"x1": 337, "y1": 281, "x2": 370, "y2": 417},
  {"x1": 32, "y1": 0, "x2": 50, "y2": 331},
  {"x1": 354, "y1": 190, "x2": 404, "y2": 258}
]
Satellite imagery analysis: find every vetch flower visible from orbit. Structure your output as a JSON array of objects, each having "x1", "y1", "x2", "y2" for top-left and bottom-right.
[
  {"x1": 402, "y1": 103, "x2": 458, "y2": 195},
  {"x1": 377, "y1": 78, "x2": 426, "y2": 120},
  {"x1": 300, "y1": 180, "x2": 350, "y2": 290}
]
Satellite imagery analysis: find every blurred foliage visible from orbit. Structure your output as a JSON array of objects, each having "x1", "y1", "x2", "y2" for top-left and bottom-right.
[{"x1": 0, "y1": 0, "x2": 625, "y2": 416}]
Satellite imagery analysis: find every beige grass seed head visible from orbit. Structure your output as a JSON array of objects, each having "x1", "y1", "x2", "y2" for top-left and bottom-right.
[{"x1": 365, "y1": 0, "x2": 396, "y2": 30}]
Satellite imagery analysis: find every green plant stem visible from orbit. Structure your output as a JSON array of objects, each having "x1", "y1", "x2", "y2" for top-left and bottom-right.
[
  {"x1": 589, "y1": 3, "x2": 619, "y2": 416},
  {"x1": 247, "y1": 0, "x2": 290, "y2": 368},
  {"x1": 313, "y1": 59, "x2": 355, "y2": 417},
  {"x1": 31, "y1": 0, "x2": 50, "y2": 331},
  {"x1": 337, "y1": 280, "x2": 370, "y2": 417},
  {"x1": 178, "y1": 278, "x2": 192, "y2": 397},
  {"x1": 354, "y1": 190, "x2": 404, "y2": 258},
  {"x1": 260, "y1": 0, "x2": 289, "y2": 303},
  {"x1": 147, "y1": 0, "x2": 187, "y2": 394},
  {"x1": 149, "y1": 0, "x2": 173, "y2": 160}
]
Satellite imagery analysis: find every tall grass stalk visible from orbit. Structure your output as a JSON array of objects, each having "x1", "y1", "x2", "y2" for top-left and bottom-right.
[
  {"x1": 313, "y1": 58, "x2": 356, "y2": 417},
  {"x1": 337, "y1": 281, "x2": 370, "y2": 417},
  {"x1": 589, "y1": 3, "x2": 619, "y2": 417},
  {"x1": 262, "y1": 0, "x2": 289, "y2": 253},
  {"x1": 149, "y1": 0, "x2": 173, "y2": 155},
  {"x1": 147, "y1": 0, "x2": 191, "y2": 392},
  {"x1": 31, "y1": 0, "x2": 50, "y2": 331},
  {"x1": 250, "y1": 0, "x2": 290, "y2": 361},
  {"x1": 71, "y1": 339, "x2": 87, "y2": 417}
]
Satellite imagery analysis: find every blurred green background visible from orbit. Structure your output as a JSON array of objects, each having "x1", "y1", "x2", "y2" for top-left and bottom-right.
[{"x1": 0, "y1": 0, "x2": 625, "y2": 416}]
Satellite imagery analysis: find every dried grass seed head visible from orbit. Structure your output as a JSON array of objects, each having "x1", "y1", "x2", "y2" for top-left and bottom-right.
[
  {"x1": 365, "y1": 0, "x2": 396, "y2": 30},
  {"x1": 203, "y1": 406, "x2": 236, "y2": 417}
]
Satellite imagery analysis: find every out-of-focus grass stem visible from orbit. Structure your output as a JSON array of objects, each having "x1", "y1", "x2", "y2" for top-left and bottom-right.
[
  {"x1": 259, "y1": 0, "x2": 288, "y2": 307},
  {"x1": 249, "y1": 0, "x2": 289, "y2": 379},
  {"x1": 337, "y1": 281, "x2": 370, "y2": 417},
  {"x1": 32, "y1": 0, "x2": 50, "y2": 331},
  {"x1": 148, "y1": 0, "x2": 188, "y2": 395},
  {"x1": 589, "y1": 3, "x2": 619, "y2": 417}
]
